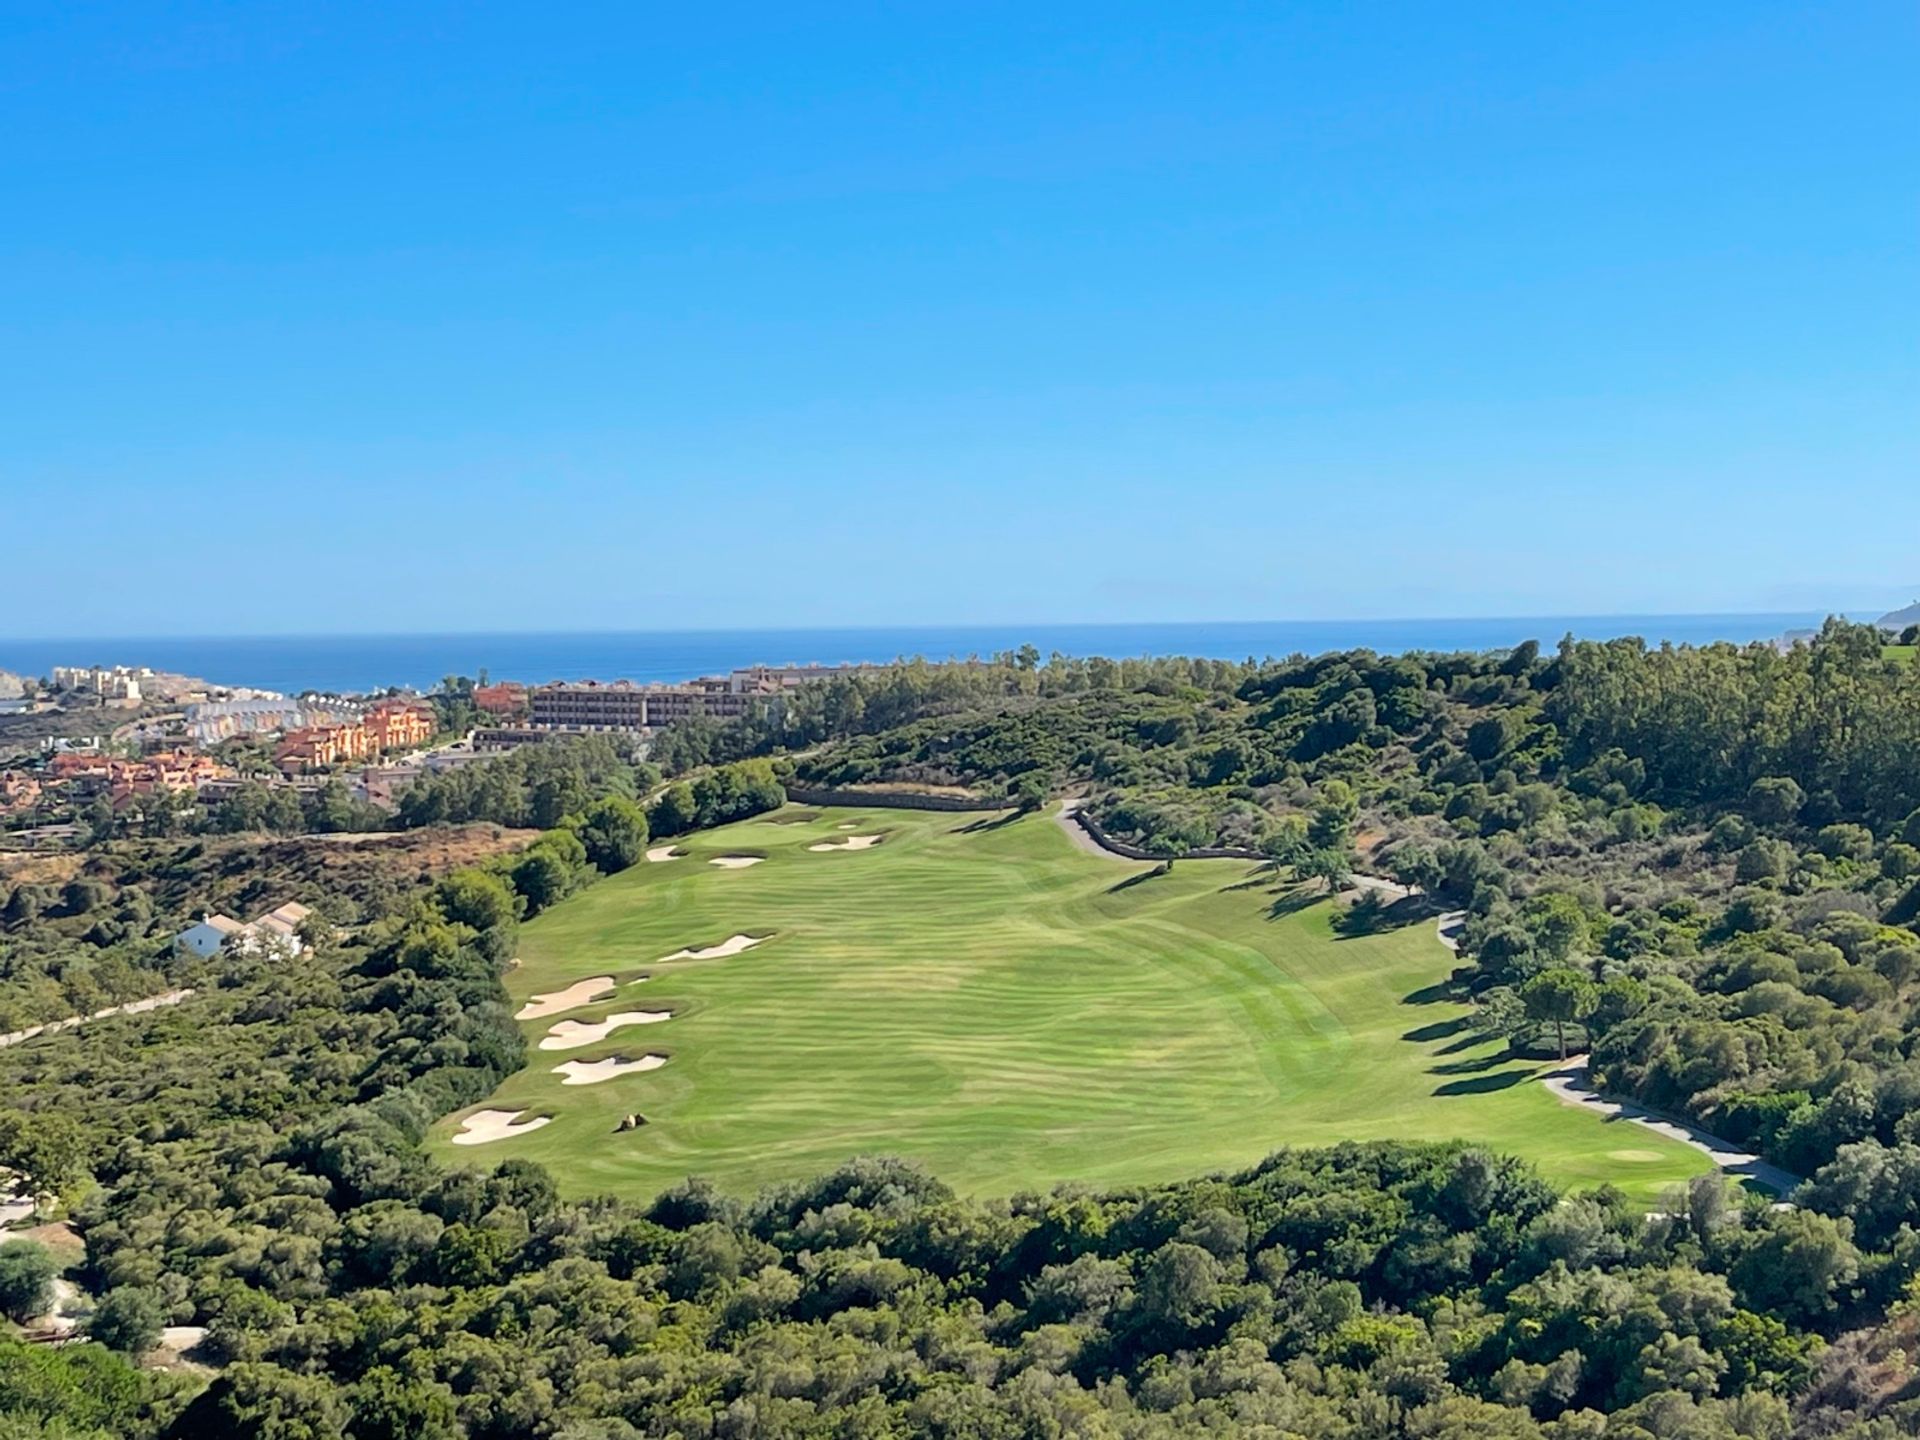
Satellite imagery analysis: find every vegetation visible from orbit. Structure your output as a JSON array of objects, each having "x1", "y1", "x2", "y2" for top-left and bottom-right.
[
  {"x1": 440, "y1": 805, "x2": 1702, "y2": 1199},
  {"x1": 3, "y1": 630, "x2": 1920, "y2": 1434}
]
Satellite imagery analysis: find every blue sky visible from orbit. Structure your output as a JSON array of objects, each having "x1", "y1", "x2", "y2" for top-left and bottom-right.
[{"x1": 2, "y1": 2, "x2": 1915, "y2": 637}]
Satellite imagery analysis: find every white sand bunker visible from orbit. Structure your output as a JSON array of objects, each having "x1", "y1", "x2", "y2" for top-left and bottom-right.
[
  {"x1": 539, "y1": 1012, "x2": 672, "y2": 1051},
  {"x1": 453, "y1": 1109, "x2": 552, "y2": 1146},
  {"x1": 838, "y1": 822, "x2": 858, "y2": 830},
  {"x1": 553, "y1": 1054, "x2": 668, "y2": 1085},
  {"x1": 809, "y1": 834, "x2": 884, "y2": 851},
  {"x1": 659, "y1": 933, "x2": 768, "y2": 962},
  {"x1": 645, "y1": 845, "x2": 686, "y2": 863},
  {"x1": 709, "y1": 855, "x2": 764, "y2": 868},
  {"x1": 516, "y1": 977, "x2": 614, "y2": 1020}
]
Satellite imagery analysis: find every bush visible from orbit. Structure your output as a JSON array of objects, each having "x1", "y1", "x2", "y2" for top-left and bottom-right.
[
  {"x1": 0, "y1": 1239, "x2": 57, "y2": 1323},
  {"x1": 86, "y1": 1286, "x2": 166, "y2": 1355}
]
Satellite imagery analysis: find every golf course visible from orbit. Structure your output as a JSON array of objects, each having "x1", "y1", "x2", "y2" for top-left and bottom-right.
[{"x1": 431, "y1": 804, "x2": 1708, "y2": 1200}]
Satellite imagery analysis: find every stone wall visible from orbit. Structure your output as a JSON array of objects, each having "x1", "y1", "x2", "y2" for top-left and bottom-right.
[
  {"x1": 1067, "y1": 805, "x2": 1265, "y2": 862},
  {"x1": 784, "y1": 785, "x2": 1012, "y2": 813}
]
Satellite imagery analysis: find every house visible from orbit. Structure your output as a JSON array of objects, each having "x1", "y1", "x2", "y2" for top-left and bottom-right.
[
  {"x1": 173, "y1": 901, "x2": 316, "y2": 959},
  {"x1": 473, "y1": 683, "x2": 528, "y2": 717},
  {"x1": 175, "y1": 914, "x2": 248, "y2": 959},
  {"x1": 363, "y1": 699, "x2": 435, "y2": 751},
  {"x1": 251, "y1": 901, "x2": 313, "y2": 949}
]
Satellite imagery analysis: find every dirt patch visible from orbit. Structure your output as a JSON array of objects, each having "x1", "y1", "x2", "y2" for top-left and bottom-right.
[{"x1": 0, "y1": 853, "x2": 84, "y2": 889}]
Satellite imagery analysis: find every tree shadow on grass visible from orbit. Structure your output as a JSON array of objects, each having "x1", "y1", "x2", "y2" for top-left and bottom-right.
[
  {"x1": 1434, "y1": 1032, "x2": 1491, "y2": 1056},
  {"x1": 1402, "y1": 1016, "x2": 1470, "y2": 1043},
  {"x1": 1333, "y1": 893, "x2": 1434, "y2": 940},
  {"x1": 1428, "y1": 1053, "x2": 1505, "y2": 1076},
  {"x1": 1265, "y1": 890, "x2": 1321, "y2": 921},
  {"x1": 1433, "y1": 1068, "x2": 1534, "y2": 1097},
  {"x1": 1223, "y1": 872, "x2": 1281, "y2": 893},
  {"x1": 953, "y1": 812, "x2": 1023, "y2": 835},
  {"x1": 1402, "y1": 981, "x2": 1456, "y2": 1007},
  {"x1": 1105, "y1": 868, "x2": 1165, "y2": 895}
]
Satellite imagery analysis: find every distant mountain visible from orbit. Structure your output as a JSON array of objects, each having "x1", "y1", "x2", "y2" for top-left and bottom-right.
[{"x1": 1875, "y1": 602, "x2": 1920, "y2": 632}]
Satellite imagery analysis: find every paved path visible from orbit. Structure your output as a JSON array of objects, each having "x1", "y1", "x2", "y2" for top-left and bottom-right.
[
  {"x1": 0, "y1": 988, "x2": 195, "y2": 1050},
  {"x1": 1053, "y1": 800, "x2": 1140, "y2": 860},
  {"x1": 1541, "y1": 1057, "x2": 1800, "y2": 1196}
]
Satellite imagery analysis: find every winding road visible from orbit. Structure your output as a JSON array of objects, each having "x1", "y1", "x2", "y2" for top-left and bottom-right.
[{"x1": 0, "y1": 988, "x2": 195, "y2": 1050}]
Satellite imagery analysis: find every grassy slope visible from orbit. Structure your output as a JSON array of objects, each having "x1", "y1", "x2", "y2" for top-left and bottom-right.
[{"x1": 431, "y1": 805, "x2": 1707, "y2": 1200}]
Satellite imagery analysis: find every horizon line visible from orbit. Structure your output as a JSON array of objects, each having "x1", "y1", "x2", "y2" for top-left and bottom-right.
[{"x1": 0, "y1": 606, "x2": 1883, "y2": 648}]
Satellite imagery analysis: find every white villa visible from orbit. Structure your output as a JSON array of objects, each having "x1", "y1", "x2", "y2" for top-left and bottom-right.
[{"x1": 174, "y1": 901, "x2": 315, "y2": 959}]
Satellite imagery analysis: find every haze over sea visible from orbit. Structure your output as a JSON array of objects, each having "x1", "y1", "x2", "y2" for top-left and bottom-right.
[{"x1": 0, "y1": 615, "x2": 1846, "y2": 698}]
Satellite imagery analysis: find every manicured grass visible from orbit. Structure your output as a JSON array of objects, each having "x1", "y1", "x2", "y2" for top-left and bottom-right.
[{"x1": 430, "y1": 805, "x2": 1709, "y2": 1200}]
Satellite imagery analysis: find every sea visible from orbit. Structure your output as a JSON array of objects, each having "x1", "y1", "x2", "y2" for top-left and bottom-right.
[{"x1": 0, "y1": 614, "x2": 1845, "y2": 698}]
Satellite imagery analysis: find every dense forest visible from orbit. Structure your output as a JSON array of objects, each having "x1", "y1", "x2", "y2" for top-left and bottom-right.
[{"x1": 5, "y1": 626, "x2": 1920, "y2": 1435}]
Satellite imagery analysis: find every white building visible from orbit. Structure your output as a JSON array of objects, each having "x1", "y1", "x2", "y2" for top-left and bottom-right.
[
  {"x1": 174, "y1": 914, "x2": 248, "y2": 959},
  {"x1": 173, "y1": 901, "x2": 315, "y2": 960}
]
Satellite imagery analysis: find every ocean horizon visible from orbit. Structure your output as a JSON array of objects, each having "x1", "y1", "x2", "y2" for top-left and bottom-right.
[{"x1": 0, "y1": 614, "x2": 1856, "y2": 698}]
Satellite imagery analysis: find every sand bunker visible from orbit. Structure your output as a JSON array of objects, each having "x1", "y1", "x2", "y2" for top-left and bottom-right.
[
  {"x1": 539, "y1": 1011, "x2": 672, "y2": 1051},
  {"x1": 709, "y1": 855, "x2": 763, "y2": 868},
  {"x1": 553, "y1": 1054, "x2": 668, "y2": 1085},
  {"x1": 453, "y1": 1109, "x2": 552, "y2": 1145},
  {"x1": 659, "y1": 933, "x2": 767, "y2": 962},
  {"x1": 809, "y1": 834, "x2": 884, "y2": 851},
  {"x1": 516, "y1": 977, "x2": 614, "y2": 1020},
  {"x1": 837, "y1": 822, "x2": 858, "y2": 830},
  {"x1": 645, "y1": 845, "x2": 685, "y2": 863}
]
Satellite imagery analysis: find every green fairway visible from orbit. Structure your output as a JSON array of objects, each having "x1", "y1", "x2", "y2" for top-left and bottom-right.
[{"x1": 430, "y1": 804, "x2": 1708, "y2": 1200}]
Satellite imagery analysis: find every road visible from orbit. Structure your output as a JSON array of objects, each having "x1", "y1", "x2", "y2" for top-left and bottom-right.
[
  {"x1": 0, "y1": 988, "x2": 195, "y2": 1050},
  {"x1": 1542, "y1": 1057, "x2": 1800, "y2": 1197}
]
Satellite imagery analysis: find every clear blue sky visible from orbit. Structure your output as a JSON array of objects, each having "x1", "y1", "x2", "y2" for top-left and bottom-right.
[{"x1": 3, "y1": 3, "x2": 1915, "y2": 637}]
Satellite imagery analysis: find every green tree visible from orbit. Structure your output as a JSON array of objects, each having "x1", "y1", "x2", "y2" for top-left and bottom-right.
[
  {"x1": 649, "y1": 782, "x2": 697, "y2": 837},
  {"x1": 0, "y1": 1239, "x2": 57, "y2": 1323},
  {"x1": 1520, "y1": 968, "x2": 1598, "y2": 1061},
  {"x1": 1747, "y1": 776, "x2": 1805, "y2": 827},
  {"x1": 1299, "y1": 847, "x2": 1353, "y2": 894},
  {"x1": 577, "y1": 795, "x2": 649, "y2": 873},
  {"x1": 0, "y1": 1110, "x2": 86, "y2": 1213},
  {"x1": 86, "y1": 1286, "x2": 166, "y2": 1355}
]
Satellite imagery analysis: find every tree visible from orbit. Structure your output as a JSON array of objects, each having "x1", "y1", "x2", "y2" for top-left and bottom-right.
[
  {"x1": 0, "y1": 1239, "x2": 57, "y2": 1323},
  {"x1": 87, "y1": 1285, "x2": 166, "y2": 1355},
  {"x1": 649, "y1": 782, "x2": 697, "y2": 837},
  {"x1": 0, "y1": 1110, "x2": 86, "y2": 1213},
  {"x1": 1520, "y1": 968, "x2": 1598, "y2": 1061},
  {"x1": 169, "y1": 1361, "x2": 352, "y2": 1439},
  {"x1": 577, "y1": 795, "x2": 649, "y2": 873},
  {"x1": 1299, "y1": 847, "x2": 1353, "y2": 894},
  {"x1": 1388, "y1": 844, "x2": 1445, "y2": 897},
  {"x1": 1588, "y1": 976, "x2": 1648, "y2": 1037},
  {"x1": 1747, "y1": 776, "x2": 1805, "y2": 827}
]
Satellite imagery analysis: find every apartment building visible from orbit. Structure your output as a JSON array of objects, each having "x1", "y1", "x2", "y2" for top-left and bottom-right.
[{"x1": 528, "y1": 663, "x2": 873, "y2": 734}]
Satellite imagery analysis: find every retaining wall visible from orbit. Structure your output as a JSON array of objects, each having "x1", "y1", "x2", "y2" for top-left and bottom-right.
[
  {"x1": 1067, "y1": 806, "x2": 1266, "y2": 862},
  {"x1": 784, "y1": 785, "x2": 1013, "y2": 813}
]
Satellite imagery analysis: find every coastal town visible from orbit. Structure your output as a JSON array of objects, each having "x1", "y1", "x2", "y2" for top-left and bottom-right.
[{"x1": 0, "y1": 661, "x2": 876, "y2": 849}]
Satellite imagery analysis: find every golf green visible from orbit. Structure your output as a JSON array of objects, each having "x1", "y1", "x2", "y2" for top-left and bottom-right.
[{"x1": 430, "y1": 804, "x2": 1708, "y2": 1200}]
